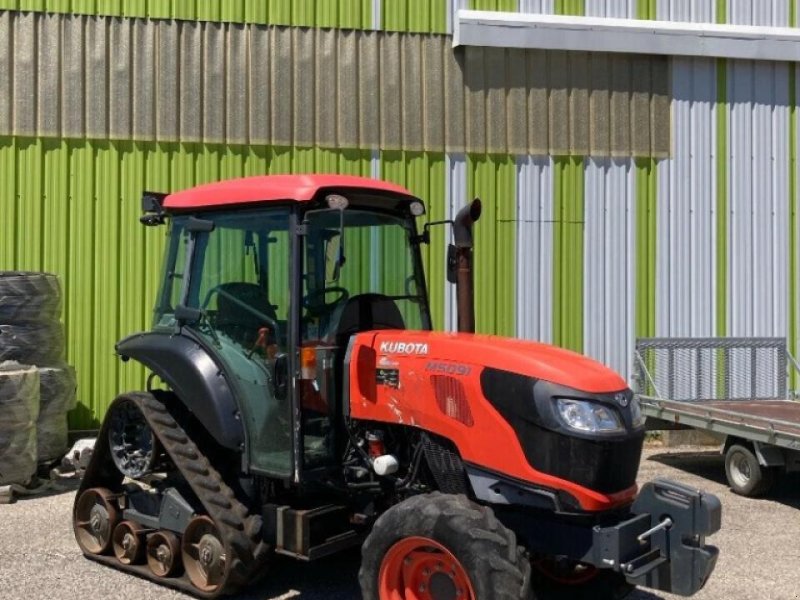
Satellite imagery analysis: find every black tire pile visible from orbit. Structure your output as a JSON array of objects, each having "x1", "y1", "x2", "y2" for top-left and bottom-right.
[
  {"x1": 0, "y1": 362, "x2": 39, "y2": 485},
  {"x1": 0, "y1": 272, "x2": 77, "y2": 485}
]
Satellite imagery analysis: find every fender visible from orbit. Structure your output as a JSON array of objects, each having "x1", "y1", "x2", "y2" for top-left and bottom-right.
[{"x1": 116, "y1": 332, "x2": 245, "y2": 450}]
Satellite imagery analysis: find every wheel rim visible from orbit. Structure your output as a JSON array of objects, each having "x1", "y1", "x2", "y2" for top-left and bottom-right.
[
  {"x1": 108, "y1": 399, "x2": 157, "y2": 478},
  {"x1": 531, "y1": 557, "x2": 599, "y2": 586},
  {"x1": 74, "y1": 488, "x2": 119, "y2": 555},
  {"x1": 379, "y1": 536, "x2": 476, "y2": 600},
  {"x1": 112, "y1": 521, "x2": 145, "y2": 565},
  {"x1": 182, "y1": 515, "x2": 227, "y2": 592},
  {"x1": 730, "y1": 451, "x2": 752, "y2": 489},
  {"x1": 146, "y1": 531, "x2": 181, "y2": 578}
]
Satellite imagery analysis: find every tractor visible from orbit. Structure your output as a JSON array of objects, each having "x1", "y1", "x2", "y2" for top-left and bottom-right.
[{"x1": 73, "y1": 174, "x2": 720, "y2": 599}]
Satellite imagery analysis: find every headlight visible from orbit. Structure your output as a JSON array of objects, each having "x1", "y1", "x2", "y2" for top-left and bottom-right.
[
  {"x1": 555, "y1": 398, "x2": 624, "y2": 434},
  {"x1": 630, "y1": 396, "x2": 646, "y2": 429}
]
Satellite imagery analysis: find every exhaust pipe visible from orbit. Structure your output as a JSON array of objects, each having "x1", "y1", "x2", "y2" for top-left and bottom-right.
[{"x1": 452, "y1": 198, "x2": 482, "y2": 333}]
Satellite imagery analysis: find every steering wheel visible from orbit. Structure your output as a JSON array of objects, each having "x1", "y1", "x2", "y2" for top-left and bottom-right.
[
  {"x1": 203, "y1": 285, "x2": 281, "y2": 342},
  {"x1": 302, "y1": 286, "x2": 349, "y2": 317}
]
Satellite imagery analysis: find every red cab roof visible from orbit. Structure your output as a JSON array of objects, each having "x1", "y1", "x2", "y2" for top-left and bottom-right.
[{"x1": 163, "y1": 174, "x2": 415, "y2": 210}]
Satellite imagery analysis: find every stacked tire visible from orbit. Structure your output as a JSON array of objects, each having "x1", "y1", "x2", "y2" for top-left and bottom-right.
[
  {"x1": 0, "y1": 272, "x2": 77, "y2": 484},
  {"x1": 0, "y1": 363, "x2": 39, "y2": 485}
]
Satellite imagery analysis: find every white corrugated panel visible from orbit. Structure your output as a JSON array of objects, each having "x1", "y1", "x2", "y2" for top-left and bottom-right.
[
  {"x1": 796, "y1": 66, "x2": 800, "y2": 383},
  {"x1": 727, "y1": 63, "x2": 790, "y2": 337},
  {"x1": 515, "y1": 156, "x2": 553, "y2": 343},
  {"x1": 585, "y1": 0, "x2": 635, "y2": 18},
  {"x1": 448, "y1": 0, "x2": 469, "y2": 33},
  {"x1": 656, "y1": 0, "x2": 715, "y2": 23},
  {"x1": 725, "y1": 2, "x2": 791, "y2": 397},
  {"x1": 728, "y1": 0, "x2": 789, "y2": 27},
  {"x1": 583, "y1": 158, "x2": 635, "y2": 381},
  {"x1": 444, "y1": 154, "x2": 467, "y2": 332},
  {"x1": 656, "y1": 57, "x2": 717, "y2": 338},
  {"x1": 651, "y1": 0, "x2": 718, "y2": 397},
  {"x1": 517, "y1": 0, "x2": 555, "y2": 13}
]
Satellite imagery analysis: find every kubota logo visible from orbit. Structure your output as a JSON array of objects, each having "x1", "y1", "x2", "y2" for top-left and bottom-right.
[{"x1": 379, "y1": 341, "x2": 429, "y2": 355}]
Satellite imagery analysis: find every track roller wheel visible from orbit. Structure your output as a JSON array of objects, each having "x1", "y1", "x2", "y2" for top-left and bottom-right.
[
  {"x1": 112, "y1": 521, "x2": 146, "y2": 565},
  {"x1": 182, "y1": 515, "x2": 227, "y2": 593},
  {"x1": 73, "y1": 488, "x2": 120, "y2": 555},
  {"x1": 146, "y1": 531, "x2": 182, "y2": 578}
]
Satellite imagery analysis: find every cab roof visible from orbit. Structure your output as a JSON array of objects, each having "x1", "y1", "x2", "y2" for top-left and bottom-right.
[{"x1": 163, "y1": 174, "x2": 416, "y2": 210}]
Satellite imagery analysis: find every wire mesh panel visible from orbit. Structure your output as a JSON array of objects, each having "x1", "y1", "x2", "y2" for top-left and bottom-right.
[{"x1": 634, "y1": 338, "x2": 788, "y2": 401}]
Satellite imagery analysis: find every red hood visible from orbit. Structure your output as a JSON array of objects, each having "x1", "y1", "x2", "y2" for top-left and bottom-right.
[{"x1": 364, "y1": 330, "x2": 627, "y2": 394}]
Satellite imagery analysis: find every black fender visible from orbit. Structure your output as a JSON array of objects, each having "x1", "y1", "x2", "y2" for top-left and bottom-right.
[{"x1": 116, "y1": 332, "x2": 245, "y2": 450}]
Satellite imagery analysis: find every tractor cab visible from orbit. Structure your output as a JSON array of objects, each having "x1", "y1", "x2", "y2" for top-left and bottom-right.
[{"x1": 142, "y1": 176, "x2": 431, "y2": 482}]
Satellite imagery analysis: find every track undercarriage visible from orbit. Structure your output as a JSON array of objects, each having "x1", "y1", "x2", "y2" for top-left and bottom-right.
[{"x1": 72, "y1": 392, "x2": 270, "y2": 597}]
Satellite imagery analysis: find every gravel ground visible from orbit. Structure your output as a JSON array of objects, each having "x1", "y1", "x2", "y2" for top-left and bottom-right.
[{"x1": 1, "y1": 446, "x2": 798, "y2": 600}]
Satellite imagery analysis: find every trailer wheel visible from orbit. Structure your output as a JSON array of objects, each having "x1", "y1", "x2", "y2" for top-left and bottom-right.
[
  {"x1": 725, "y1": 443, "x2": 775, "y2": 497},
  {"x1": 359, "y1": 492, "x2": 532, "y2": 600}
]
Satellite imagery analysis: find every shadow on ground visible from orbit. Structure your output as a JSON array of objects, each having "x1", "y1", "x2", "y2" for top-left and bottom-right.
[
  {"x1": 230, "y1": 549, "x2": 361, "y2": 600},
  {"x1": 227, "y1": 547, "x2": 672, "y2": 600},
  {"x1": 646, "y1": 450, "x2": 800, "y2": 509}
]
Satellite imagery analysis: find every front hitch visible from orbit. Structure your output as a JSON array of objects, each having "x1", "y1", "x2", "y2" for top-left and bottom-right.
[{"x1": 588, "y1": 478, "x2": 721, "y2": 596}]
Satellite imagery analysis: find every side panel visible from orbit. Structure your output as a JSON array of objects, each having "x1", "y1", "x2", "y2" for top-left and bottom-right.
[
  {"x1": 116, "y1": 332, "x2": 245, "y2": 450},
  {"x1": 347, "y1": 330, "x2": 636, "y2": 512}
]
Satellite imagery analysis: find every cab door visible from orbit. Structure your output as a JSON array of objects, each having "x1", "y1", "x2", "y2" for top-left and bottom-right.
[{"x1": 183, "y1": 208, "x2": 295, "y2": 478}]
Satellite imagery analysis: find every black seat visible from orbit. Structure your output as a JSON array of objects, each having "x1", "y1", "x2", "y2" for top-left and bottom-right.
[
  {"x1": 215, "y1": 282, "x2": 277, "y2": 346},
  {"x1": 331, "y1": 293, "x2": 405, "y2": 346}
]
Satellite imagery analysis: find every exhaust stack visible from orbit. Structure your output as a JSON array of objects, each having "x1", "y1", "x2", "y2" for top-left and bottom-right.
[{"x1": 452, "y1": 199, "x2": 482, "y2": 334}]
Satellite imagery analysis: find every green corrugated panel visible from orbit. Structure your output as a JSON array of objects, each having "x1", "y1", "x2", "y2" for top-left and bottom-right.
[
  {"x1": 554, "y1": 0, "x2": 584, "y2": 16},
  {"x1": 467, "y1": 154, "x2": 515, "y2": 337},
  {"x1": 380, "y1": 151, "x2": 446, "y2": 328},
  {"x1": 636, "y1": 0, "x2": 656, "y2": 19},
  {"x1": 635, "y1": 158, "x2": 657, "y2": 339},
  {"x1": 552, "y1": 156, "x2": 584, "y2": 352},
  {"x1": 382, "y1": 0, "x2": 447, "y2": 33},
  {"x1": 468, "y1": 0, "x2": 517, "y2": 11},
  {"x1": 0, "y1": 0, "x2": 372, "y2": 28},
  {"x1": 0, "y1": 137, "x2": 381, "y2": 430},
  {"x1": 715, "y1": 59, "x2": 727, "y2": 340},
  {"x1": 791, "y1": 10, "x2": 798, "y2": 391}
]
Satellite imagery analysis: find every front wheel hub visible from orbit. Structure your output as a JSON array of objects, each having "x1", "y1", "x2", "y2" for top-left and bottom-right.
[{"x1": 379, "y1": 537, "x2": 475, "y2": 600}]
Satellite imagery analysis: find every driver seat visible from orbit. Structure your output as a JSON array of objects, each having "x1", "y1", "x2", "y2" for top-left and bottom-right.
[
  {"x1": 215, "y1": 282, "x2": 278, "y2": 346},
  {"x1": 331, "y1": 293, "x2": 405, "y2": 347}
]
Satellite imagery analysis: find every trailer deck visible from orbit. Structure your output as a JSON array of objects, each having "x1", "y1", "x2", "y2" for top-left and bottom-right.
[
  {"x1": 635, "y1": 337, "x2": 800, "y2": 495},
  {"x1": 642, "y1": 397, "x2": 800, "y2": 451}
]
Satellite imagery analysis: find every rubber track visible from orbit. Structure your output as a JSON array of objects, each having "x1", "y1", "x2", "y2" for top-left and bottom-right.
[{"x1": 75, "y1": 392, "x2": 270, "y2": 598}]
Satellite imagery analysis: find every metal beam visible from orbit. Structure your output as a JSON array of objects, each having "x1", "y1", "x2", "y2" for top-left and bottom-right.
[{"x1": 454, "y1": 9, "x2": 800, "y2": 62}]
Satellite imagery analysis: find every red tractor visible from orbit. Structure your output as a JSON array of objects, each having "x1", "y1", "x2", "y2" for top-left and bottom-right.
[{"x1": 73, "y1": 175, "x2": 720, "y2": 599}]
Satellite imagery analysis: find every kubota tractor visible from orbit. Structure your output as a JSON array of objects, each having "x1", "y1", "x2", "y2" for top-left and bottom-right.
[{"x1": 73, "y1": 175, "x2": 720, "y2": 600}]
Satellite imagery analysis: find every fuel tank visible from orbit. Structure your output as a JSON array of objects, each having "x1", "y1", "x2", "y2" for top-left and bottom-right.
[{"x1": 347, "y1": 330, "x2": 645, "y2": 512}]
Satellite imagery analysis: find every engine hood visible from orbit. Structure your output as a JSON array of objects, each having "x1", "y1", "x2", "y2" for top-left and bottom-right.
[{"x1": 363, "y1": 329, "x2": 627, "y2": 394}]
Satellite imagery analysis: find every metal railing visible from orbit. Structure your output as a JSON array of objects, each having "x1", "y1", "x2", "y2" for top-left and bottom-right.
[{"x1": 633, "y1": 337, "x2": 798, "y2": 402}]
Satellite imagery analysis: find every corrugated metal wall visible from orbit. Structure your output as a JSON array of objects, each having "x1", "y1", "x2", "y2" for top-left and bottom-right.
[
  {"x1": 2, "y1": 0, "x2": 800, "y2": 428},
  {"x1": 0, "y1": 12, "x2": 670, "y2": 157}
]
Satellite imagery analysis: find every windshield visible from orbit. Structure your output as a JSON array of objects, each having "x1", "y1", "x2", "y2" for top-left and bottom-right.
[{"x1": 303, "y1": 209, "x2": 430, "y2": 342}]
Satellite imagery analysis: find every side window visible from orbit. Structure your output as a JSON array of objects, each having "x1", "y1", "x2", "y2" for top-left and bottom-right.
[{"x1": 154, "y1": 221, "x2": 189, "y2": 328}]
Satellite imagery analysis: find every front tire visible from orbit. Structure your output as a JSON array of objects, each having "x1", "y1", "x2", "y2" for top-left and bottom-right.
[{"x1": 359, "y1": 493, "x2": 532, "y2": 600}]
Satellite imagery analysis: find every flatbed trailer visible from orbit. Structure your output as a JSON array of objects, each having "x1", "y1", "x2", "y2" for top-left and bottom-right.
[{"x1": 635, "y1": 337, "x2": 800, "y2": 497}]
